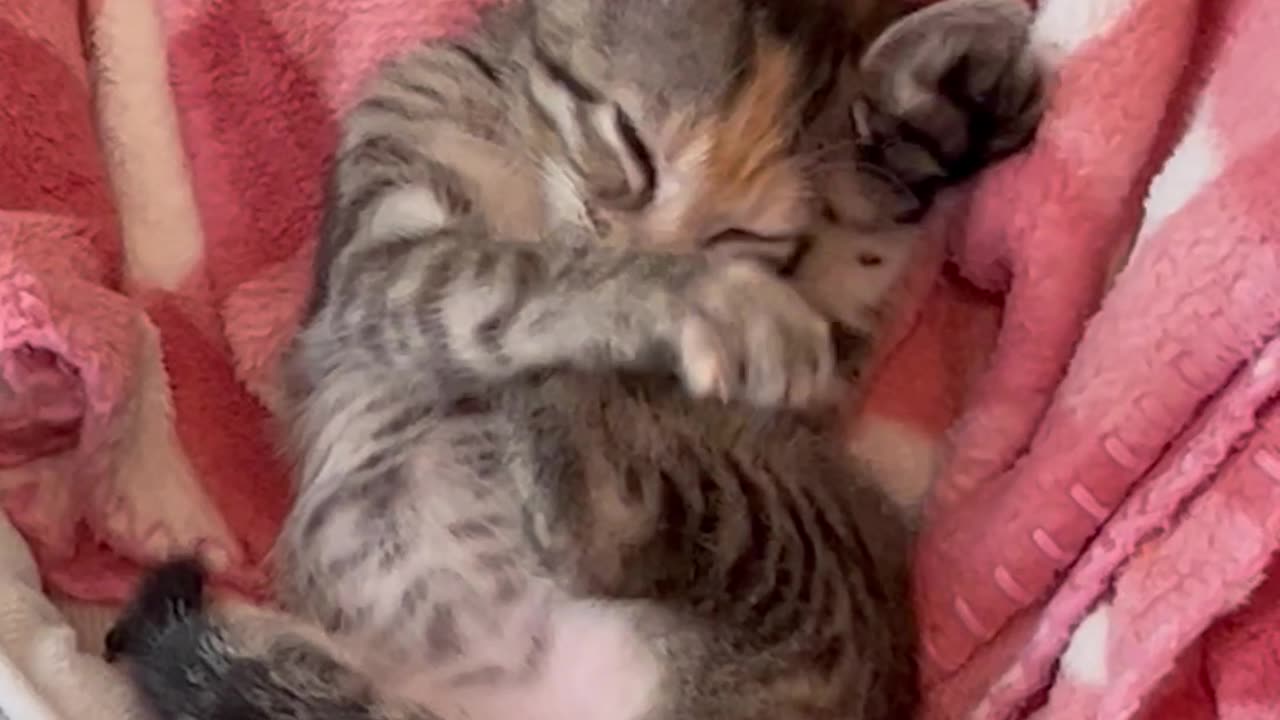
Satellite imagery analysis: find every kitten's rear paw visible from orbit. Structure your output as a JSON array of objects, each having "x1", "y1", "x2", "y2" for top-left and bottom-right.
[
  {"x1": 679, "y1": 260, "x2": 836, "y2": 409},
  {"x1": 105, "y1": 556, "x2": 207, "y2": 662},
  {"x1": 856, "y1": 0, "x2": 1046, "y2": 198}
]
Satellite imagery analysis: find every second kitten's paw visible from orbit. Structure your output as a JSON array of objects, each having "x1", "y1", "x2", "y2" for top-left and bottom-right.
[
  {"x1": 679, "y1": 260, "x2": 836, "y2": 409},
  {"x1": 856, "y1": 0, "x2": 1046, "y2": 198}
]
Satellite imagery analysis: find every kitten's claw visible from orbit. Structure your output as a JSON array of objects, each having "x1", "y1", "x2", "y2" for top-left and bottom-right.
[{"x1": 678, "y1": 260, "x2": 836, "y2": 409}]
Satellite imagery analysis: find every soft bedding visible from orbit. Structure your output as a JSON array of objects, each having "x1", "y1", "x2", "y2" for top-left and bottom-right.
[{"x1": 0, "y1": 0, "x2": 1278, "y2": 717}]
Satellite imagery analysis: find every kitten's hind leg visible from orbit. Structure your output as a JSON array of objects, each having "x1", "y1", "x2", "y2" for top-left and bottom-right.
[
  {"x1": 276, "y1": 399, "x2": 569, "y2": 701},
  {"x1": 108, "y1": 557, "x2": 442, "y2": 720},
  {"x1": 110, "y1": 561, "x2": 662, "y2": 720}
]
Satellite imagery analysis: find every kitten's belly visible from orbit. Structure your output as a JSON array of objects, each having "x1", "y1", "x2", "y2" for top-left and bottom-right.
[
  {"x1": 285, "y1": 370, "x2": 874, "y2": 720},
  {"x1": 282, "y1": 383, "x2": 672, "y2": 720},
  {"x1": 294, "y1": 517, "x2": 667, "y2": 720},
  {"x1": 389, "y1": 597, "x2": 665, "y2": 720}
]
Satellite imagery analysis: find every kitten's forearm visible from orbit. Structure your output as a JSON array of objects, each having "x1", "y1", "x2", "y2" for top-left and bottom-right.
[
  {"x1": 313, "y1": 227, "x2": 702, "y2": 382},
  {"x1": 299, "y1": 23, "x2": 709, "y2": 386}
]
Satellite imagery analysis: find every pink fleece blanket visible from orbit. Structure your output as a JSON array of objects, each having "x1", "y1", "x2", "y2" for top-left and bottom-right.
[{"x1": 1, "y1": 0, "x2": 1278, "y2": 717}]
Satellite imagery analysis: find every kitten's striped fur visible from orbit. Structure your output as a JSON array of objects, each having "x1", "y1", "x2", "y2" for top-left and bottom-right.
[{"x1": 106, "y1": 1, "x2": 1043, "y2": 719}]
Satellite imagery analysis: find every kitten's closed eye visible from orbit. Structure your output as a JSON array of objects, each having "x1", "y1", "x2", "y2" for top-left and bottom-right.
[
  {"x1": 596, "y1": 104, "x2": 657, "y2": 211},
  {"x1": 526, "y1": 48, "x2": 658, "y2": 213}
]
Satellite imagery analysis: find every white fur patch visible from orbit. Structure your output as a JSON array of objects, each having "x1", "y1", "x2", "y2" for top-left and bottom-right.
[
  {"x1": 528, "y1": 601, "x2": 662, "y2": 720},
  {"x1": 369, "y1": 186, "x2": 450, "y2": 239},
  {"x1": 1061, "y1": 604, "x2": 1111, "y2": 686},
  {"x1": 395, "y1": 599, "x2": 662, "y2": 720},
  {"x1": 540, "y1": 159, "x2": 590, "y2": 225},
  {"x1": 528, "y1": 67, "x2": 584, "y2": 152}
]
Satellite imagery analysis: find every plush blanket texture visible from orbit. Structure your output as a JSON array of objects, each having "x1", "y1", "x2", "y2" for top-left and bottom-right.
[{"x1": 0, "y1": 0, "x2": 1277, "y2": 717}]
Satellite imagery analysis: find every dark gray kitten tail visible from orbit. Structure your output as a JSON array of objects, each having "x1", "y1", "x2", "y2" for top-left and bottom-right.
[{"x1": 106, "y1": 558, "x2": 432, "y2": 720}]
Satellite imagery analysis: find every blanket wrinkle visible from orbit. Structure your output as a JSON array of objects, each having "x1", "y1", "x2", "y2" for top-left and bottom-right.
[
  {"x1": 0, "y1": 0, "x2": 1279, "y2": 718},
  {"x1": 907, "y1": 0, "x2": 1280, "y2": 715}
]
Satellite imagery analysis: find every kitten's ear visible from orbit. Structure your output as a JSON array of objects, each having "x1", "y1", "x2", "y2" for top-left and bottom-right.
[
  {"x1": 525, "y1": 59, "x2": 656, "y2": 211},
  {"x1": 856, "y1": 0, "x2": 1045, "y2": 194}
]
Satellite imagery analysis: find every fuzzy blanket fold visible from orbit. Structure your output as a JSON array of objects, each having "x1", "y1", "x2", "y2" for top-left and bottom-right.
[
  {"x1": 0, "y1": 0, "x2": 1277, "y2": 717},
  {"x1": 895, "y1": 0, "x2": 1280, "y2": 716}
]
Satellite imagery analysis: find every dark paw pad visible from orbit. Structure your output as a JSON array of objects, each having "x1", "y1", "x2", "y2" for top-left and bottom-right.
[{"x1": 855, "y1": 0, "x2": 1046, "y2": 202}]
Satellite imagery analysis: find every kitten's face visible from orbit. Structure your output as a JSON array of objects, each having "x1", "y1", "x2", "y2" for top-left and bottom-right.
[
  {"x1": 530, "y1": 0, "x2": 888, "y2": 247},
  {"x1": 531, "y1": 0, "x2": 1041, "y2": 360},
  {"x1": 533, "y1": 0, "x2": 1040, "y2": 236},
  {"x1": 530, "y1": 0, "x2": 924, "y2": 360}
]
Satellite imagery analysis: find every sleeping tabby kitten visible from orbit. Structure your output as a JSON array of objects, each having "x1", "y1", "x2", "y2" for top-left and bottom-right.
[{"x1": 105, "y1": 0, "x2": 1043, "y2": 719}]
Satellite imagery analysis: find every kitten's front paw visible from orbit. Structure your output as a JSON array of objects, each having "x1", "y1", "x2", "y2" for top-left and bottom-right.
[
  {"x1": 678, "y1": 260, "x2": 836, "y2": 408},
  {"x1": 856, "y1": 0, "x2": 1045, "y2": 198}
]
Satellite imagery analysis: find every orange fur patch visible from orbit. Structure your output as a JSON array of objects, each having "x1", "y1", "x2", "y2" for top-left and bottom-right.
[
  {"x1": 700, "y1": 39, "x2": 799, "y2": 198},
  {"x1": 643, "y1": 38, "x2": 816, "y2": 242}
]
